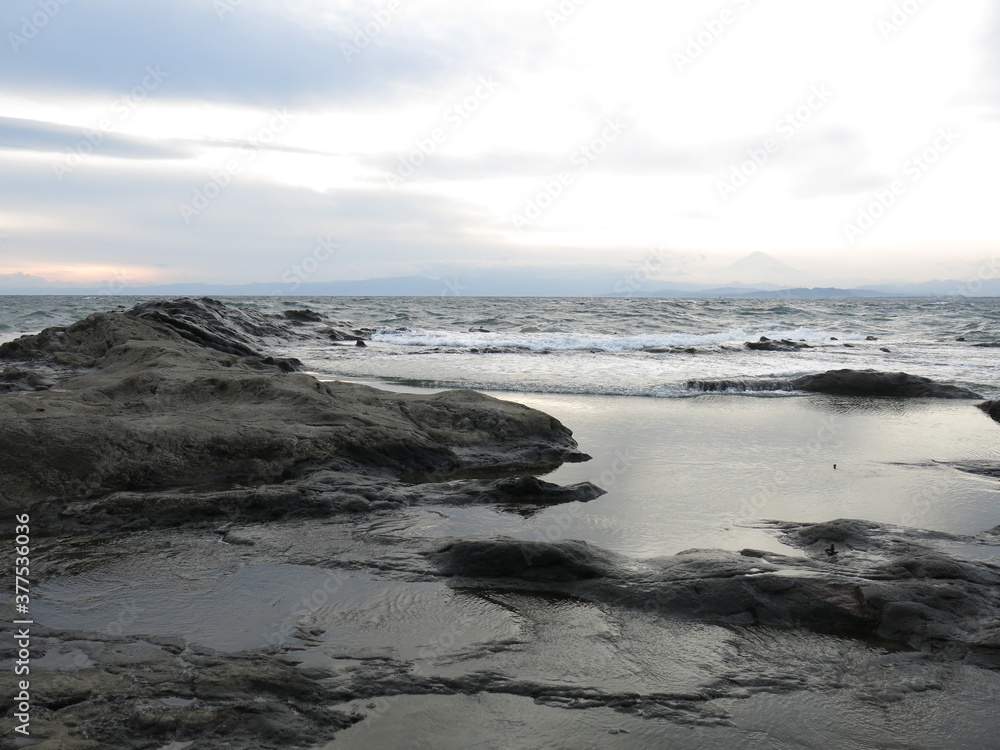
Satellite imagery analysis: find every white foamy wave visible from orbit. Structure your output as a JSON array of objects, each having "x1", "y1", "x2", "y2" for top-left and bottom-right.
[{"x1": 371, "y1": 326, "x2": 854, "y2": 352}]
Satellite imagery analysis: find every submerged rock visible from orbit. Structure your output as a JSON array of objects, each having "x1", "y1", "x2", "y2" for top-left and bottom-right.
[
  {"x1": 687, "y1": 378, "x2": 793, "y2": 393},
  {"x1": 431, "y1": 537, "x2": 622, "y2": 581}
]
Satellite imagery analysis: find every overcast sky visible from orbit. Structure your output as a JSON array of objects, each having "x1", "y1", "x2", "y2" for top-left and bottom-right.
[{"x1": 0, "y1": 0, "x2": 997, "y2": 289}]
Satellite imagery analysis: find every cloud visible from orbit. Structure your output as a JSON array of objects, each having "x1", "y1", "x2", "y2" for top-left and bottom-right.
[
  {"x1": 0, "y1": 271, "x2": 56, "y2": 287},
  {"x1": 0, "y1": 116, "x2": 193, "y2": 159},
  {"x1": 363, "y1": 131, "x2": 733, "y2": 184},
  {"x1": 0, "y1": 0, "x2": 531, "y2": 107},
  {"x1": 0, "y1": 153, "x2": 510, "y2": 282}
]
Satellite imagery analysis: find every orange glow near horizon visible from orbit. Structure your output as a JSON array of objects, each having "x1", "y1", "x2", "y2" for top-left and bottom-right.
[{"x1": 0, "y1": 263, "x2": 165, "y2": 285}]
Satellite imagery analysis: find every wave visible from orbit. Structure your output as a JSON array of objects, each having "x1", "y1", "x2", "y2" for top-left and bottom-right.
[{"x1": 372, "y1": 326, "x2": 852, "y2": 352}]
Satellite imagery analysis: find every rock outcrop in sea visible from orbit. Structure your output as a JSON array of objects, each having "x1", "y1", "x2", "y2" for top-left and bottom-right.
[
  {"x1": 0, "y1": 298, "x2": 592, "y2": 524},
  {"x1": 689, "y1": 368, "x2": 983, "y2": 398}
]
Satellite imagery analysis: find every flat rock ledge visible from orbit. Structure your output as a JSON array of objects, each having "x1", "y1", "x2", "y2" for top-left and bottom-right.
[
  {"x1": 689, "y1": 368, "x2": 983, "y2": 399},
  {"x1": 428, "y1": 519, "x2": 1000, "y2": 661},
  {"x1": 0, "y1": 298, "x2": 594, "y2": 523}
]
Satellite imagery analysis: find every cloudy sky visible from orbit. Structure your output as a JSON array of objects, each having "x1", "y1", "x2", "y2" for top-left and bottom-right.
[{"x1": 0, "y1": 0, "x2": 997, "y2": 290}]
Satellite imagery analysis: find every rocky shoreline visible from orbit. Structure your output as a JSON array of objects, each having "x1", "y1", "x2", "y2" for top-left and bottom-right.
[
  {"x1": 3, "y1": 298, "x2": 1000, "y2": 748},
  {"x1": 0, "y1": 298, "x2": 593, "y2": 530}
]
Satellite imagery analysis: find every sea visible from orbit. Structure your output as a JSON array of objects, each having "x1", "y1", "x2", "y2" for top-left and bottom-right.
[
  {"x1": 7, "y1": 294, "x2": 1000, "y2": 749},
  {"x1": 2, "y1": 294, "x2": 999, "y2": 398}
]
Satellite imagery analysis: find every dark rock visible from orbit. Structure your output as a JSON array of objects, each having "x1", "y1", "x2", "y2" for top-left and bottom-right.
[
  {"x1": 469, "y1": 327, "x2": 491, "y2": 333},
  {"x1": 355, "y1": 339, "x2": 367, "y2": 348},
  {"x1": 430, "y1": 537, "x2": 620, "y2": 581},
  {"x1": 0, "y1": 366, "x2": 54, "y2": 392},
  {"x1": 258, "y1": 355, "x2": 302, "y2": 372},
  {"x1": 487, "y1": 476, "x2": 604, "y2": 504},
  {"x1": 830, "y1": 337, "x2": 838, "y2": 341},
  {"x1": 687, "y1": 379, "x2": 793, "y2": 393},
  {"x1": 956, "y1": 336, "x2": 966, "y2": 341},
  {"x1": 789, "y1": 369, "x2": 982, "y2": 399},
  {"x1": 746, "y1": 338, "x2": 812, "y2": 351},
  {"x1": 972, "y1": 341, "x2": 1000, "y2": 347},
  {"x1": 127, "y1": 297, "x2": 289, "y2": 357},
  {"x1": 11, "y1": 624, "x2": 362, "y2": 750},
  {"x1": 880, "y1": 347, "x2": 891, "y2": 353},
  {"x1": 866, "y1": 335, "x2": 879, "y2": 341},
  {"x1": 283, "y1": 309, "x2": 323, "y2": 323},
  {"x1": 327, "y1": 328, "x2": 367, "y2": 342},
  {"x1": 977, "y1": 400, "x2": 1000, "y2": 423},
  {"x1": 0, "y1": 302, "x2": 590, "y2": 516},
  {"x1": 429, "y1": 518, "x2": 1000, "y2": 654}
]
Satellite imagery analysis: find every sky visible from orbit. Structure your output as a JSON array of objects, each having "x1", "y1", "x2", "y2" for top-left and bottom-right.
[{"x1": 0, "y1": 0, "x2": 998, "y2": 291}]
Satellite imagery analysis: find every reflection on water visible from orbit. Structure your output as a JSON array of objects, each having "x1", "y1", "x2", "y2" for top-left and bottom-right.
[
  {"x1": 501, "y1": 392, "x2": 1000, "y2": 557},
  {"x1": 29, "y1": 391, "x2": 1000, "y2": 748}
]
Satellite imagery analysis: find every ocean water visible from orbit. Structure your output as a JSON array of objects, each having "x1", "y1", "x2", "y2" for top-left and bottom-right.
[
  {"x1": 9, "y1": 294, "x2": 1000, "y2": 748},
  {"x1": 2, "y1": 294, "x2": 999, "y2": 398}
]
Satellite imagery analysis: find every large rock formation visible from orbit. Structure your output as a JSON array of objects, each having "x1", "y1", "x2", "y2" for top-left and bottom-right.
[
  {"x1": 0, "y1": 299, "x2": 591, "y2": 519},
  {"x1": 428, "y1": 519, "x2": 1000, "y2": 659}
]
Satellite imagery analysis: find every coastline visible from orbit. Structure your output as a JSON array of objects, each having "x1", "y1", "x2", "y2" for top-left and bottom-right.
[{"x1": 3, "y1": 298, "x2": 1000, "y2": 749}]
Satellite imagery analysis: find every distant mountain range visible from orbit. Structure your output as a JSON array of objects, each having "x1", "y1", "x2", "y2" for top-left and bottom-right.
[
  {"x1": 610, "y1": 286, "x2": 912, "y2": 298},
  {"x1": 2, "y1": 250, "x2": 998, "y2": 297},
  {"x1": 2, "y1": 277, "x2": 997, "y2": 297}
]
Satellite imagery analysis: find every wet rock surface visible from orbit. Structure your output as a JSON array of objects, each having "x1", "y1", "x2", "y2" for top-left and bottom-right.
[
  {"x1": 427, "y1": 519, "x2": 1000, "y2": 661},
  {"x1": 0, "y1": 298, "x2": 591, "y2": 520},
  {"x1": 0, "y1": 622, "x2": 362, "y2": 750}
]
